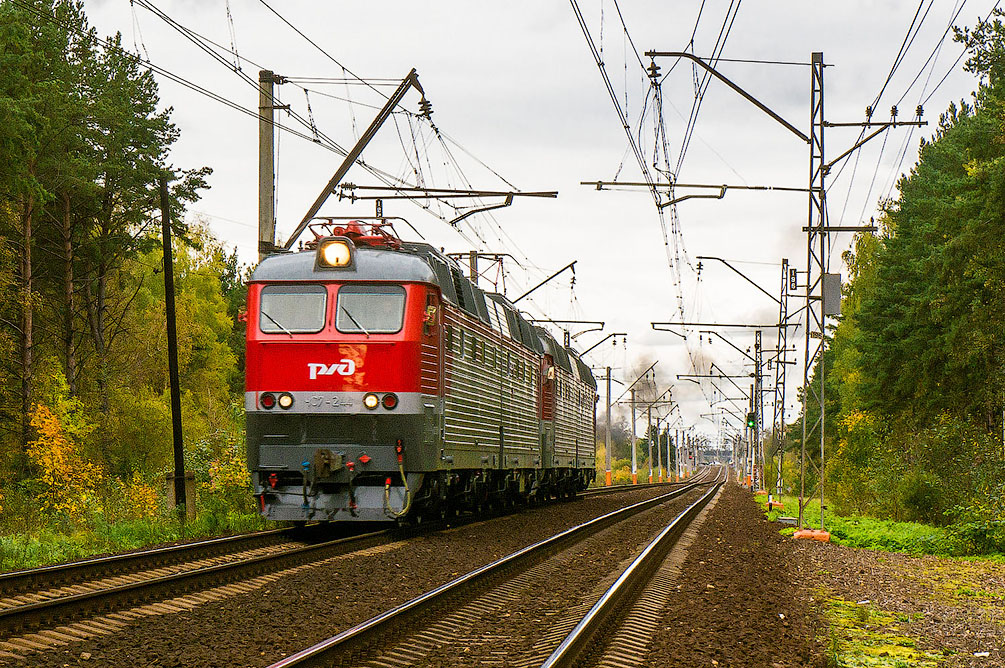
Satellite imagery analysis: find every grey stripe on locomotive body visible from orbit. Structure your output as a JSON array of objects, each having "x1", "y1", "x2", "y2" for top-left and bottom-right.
[{"x1": 250, "y1": 241, "x2": 597, "y2": 480}]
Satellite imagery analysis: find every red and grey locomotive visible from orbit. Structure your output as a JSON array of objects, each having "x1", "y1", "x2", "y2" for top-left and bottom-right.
[{"x1": 246, "y1": 221, "x2": 597, "y2": 523}]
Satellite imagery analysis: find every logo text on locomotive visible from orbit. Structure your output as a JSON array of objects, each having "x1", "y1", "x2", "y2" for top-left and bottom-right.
[{"x1": 308, "y1": 359, "x2": 356, "y2": 379}]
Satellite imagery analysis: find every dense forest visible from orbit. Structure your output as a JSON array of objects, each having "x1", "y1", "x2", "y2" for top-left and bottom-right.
[
  {"x1": 0, "y1": 0, "x2": 249, "y2": 540},
  {"x1": 781, "y1": 13, "x2": 1005, "y2": 553}
]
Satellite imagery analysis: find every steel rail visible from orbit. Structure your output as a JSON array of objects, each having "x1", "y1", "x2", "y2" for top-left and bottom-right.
[
  {"x1": 0, "y1": 474, "x2": 700, "y2": 599},
  {"x1": 580, "y1": 467, "x2": 712, "y2": 498},
  {"x1": 266, "y1": 478, "x2": 714, "y2": 668},
  {"x1": 0, "y1": 528, "x2": 392, "y2": 636},
  {"x1": 540, "y1": 470, "x2": 725, "y2": 668},
  {"x1": 0, "y1": 477, "x2": 708, "y2": 637},
  {"x1": 0, "y1": 526, "x2": 302, "y2": 597}
]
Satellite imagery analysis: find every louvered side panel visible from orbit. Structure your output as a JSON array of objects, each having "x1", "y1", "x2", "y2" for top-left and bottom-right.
[
  {"x1": 442, "y1": 306, "x2": 541, "y2": 464},
  {"x1": 420, "y1": 342, "x2": 440, "y2": 395},
  {"x1": 443, "y1": 311, "x2": 500, "y2": 454},
  {"x1": 553, "y1": 369, "x2": 579, "y2": 464},
  {"x1": 578, "y1": 388, "x2": 597, "y2": 467}
]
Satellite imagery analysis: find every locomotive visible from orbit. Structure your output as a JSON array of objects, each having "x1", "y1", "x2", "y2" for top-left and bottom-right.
[{"x1": 245, "y1": 220, "x2": 597, "y2": 523}]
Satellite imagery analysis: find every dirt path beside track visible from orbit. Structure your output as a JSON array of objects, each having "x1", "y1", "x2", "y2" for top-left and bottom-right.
[{"x1": 647, "y1": 482, "x2": 824, "y2": 668}]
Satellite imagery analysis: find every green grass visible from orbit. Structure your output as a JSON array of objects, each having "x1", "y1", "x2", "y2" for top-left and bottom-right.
[
  {"x1": 756, "y1": 494, "x2": 950, "y2": 556},
  {"x1": 823, "y1": 597, "x2": 940, "y2": 667},
  {"x1": 0, "y1": 510, "x2": 271, "y2": 572}
]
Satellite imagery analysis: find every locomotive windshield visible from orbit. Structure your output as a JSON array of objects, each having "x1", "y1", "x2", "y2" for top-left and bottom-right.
[
  {"x1": 336, "y1": 285, "x2": 406, "y2": 334},
  {"x1": 259, "y1": 284, "x2": 327, "y2": 334}
]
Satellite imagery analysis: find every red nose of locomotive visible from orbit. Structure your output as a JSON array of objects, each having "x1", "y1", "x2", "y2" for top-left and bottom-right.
[
  {"x1": 244, "y1": 280, "x2": 426, "y2": 414},
  {"x1": 245, "y1": 234, "x2": 435, "y2": 414}
]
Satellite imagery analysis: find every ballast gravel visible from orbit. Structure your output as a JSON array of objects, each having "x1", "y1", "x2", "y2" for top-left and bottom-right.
[
  {"x1": 646, "y1": 482, "x2": 824, "y2": 668},
  {"x1": 12, "y1": 486, "x2": 685, "y2": 668}
]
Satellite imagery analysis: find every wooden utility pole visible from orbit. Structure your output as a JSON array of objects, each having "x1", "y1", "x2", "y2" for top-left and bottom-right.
[{"x1": 160, "y1": 178, "x2": 186, "y2": 520}]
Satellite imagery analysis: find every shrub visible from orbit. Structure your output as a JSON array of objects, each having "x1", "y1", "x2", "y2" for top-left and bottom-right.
[
  {"x1": 898, "y1": 470, "x2": 945, "y2": 524},
  {"x1": 27, "y1": 403, "x2": 102, "y2": 527},
  {"x1": 946, "y1": 481, "x2": 1005, "y2": 554}
]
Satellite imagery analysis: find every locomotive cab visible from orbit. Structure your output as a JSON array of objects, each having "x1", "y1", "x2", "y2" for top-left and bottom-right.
[{"x1": 246, "y1": 227, "x2": 442, "y2": 522}]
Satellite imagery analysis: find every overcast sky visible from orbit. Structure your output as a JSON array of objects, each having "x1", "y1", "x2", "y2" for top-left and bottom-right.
[{"x1": 84, "y1": 0, "x2": 996, "y2": 442}]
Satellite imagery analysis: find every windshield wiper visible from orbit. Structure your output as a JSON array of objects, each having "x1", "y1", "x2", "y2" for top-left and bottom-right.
[
  {"x1": 261, "y1": 310, "x2": 293, "y2": 338},
  {"x1": 340, "y1": 306, "x2": 371, "y2": 338}
]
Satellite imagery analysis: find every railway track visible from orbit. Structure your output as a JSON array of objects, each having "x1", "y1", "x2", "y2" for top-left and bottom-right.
[
  {"x1": 541, "y1": 473, "x2": 723, "y2": 668},
  {"x1": 0, "y1": 526, "x2": 395, "y2": 639},
  {"x1": 264, "y1": 470, "x2": 719, "y2": 668},
  {"x1": 0, "y1": 473, "x2": 704, "y2": 649}
]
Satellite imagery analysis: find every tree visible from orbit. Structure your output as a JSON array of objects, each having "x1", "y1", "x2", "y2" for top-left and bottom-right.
[{"x1": 0, "y1": 0, "x2": 92, "y2": 447}]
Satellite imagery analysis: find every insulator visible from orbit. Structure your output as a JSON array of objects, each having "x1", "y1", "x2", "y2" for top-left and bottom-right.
[
  {"x1": 647, "y1": 59, "x2": 660, "y2": 80},
  {"x1": 865, "y1": 105, "x2": 873, "y2": 118},
  {"x1": 916, "y1": 105, "x2": 924, "y2": 117},
  {"x1": 890, "y1": 105, "x2": 898, "y2": 118},
  {"x1": 418, "y1": 97, "x2": 433, "y2": 117}
]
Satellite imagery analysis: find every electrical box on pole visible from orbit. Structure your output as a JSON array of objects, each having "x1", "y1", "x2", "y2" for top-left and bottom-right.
[{"x1": 822, "y1": 272, "x2": 842, "y2": 316}]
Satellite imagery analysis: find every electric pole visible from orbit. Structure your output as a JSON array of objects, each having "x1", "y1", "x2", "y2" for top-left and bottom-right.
[
  {"x1": 754, "y1": 329, "x2": 762, "y2": 490},
  {"x1": 773, "y1": 259, "x2": 792, "y2": 499},
  {"x1": 630, "y1": 388, "x2": 637, "y2": 485},
  {"x1": 258, "y1": 70, "x2": 281, "y2": 261},
  {"x1": 605, "y1": 367, "x2": 612, "y2": 486},
  {"x1": 647, "y1": 405, "x2": 653, "y2": 484},
  {"x1": 160, "y1": 178, "x2": 186, "y2": 524}
]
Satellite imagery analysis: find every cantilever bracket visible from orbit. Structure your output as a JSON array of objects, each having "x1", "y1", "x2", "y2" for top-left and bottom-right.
[{"x1": 658, "y1": 185, "x2": 727, "y2": 209}]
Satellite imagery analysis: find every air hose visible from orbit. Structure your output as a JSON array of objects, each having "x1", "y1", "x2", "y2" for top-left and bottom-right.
[{"x1": 383, "y1": 440, "x2": 413, "y2": 519}]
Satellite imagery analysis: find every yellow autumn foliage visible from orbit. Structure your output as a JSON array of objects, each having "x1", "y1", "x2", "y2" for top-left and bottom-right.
[
  {"x1": 122, "y1": 472, "x2": 160, "y2": 520},
  {"x1": 27, "y1": 403, "x2": 103, "y2": 523}
]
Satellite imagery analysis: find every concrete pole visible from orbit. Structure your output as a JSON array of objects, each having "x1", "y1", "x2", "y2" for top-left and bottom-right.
[
  {"x1": 258, "y1": 70, "x2": 277, "y2": 261},
  {"x1": 661, "y1": 427, "x2": 667, "y2": 483},
  {"x1": 605, "y1": 367, "x2": 612, "y2": 486},
  {"x1": 630, "y1": 388, "x2": 638, "y2": 484},
  {"x1": 676, "y1": 431, "x2": 681, "y2": 480},
  {"x1": 647, "y1": 405, "x2": 653, "y2": 483}
]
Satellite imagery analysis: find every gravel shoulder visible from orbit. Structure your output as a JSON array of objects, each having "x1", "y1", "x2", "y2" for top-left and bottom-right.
[
  {"x1": 647, "y1": 481, "x2": 824, "y2": 668},
  {"x1": 794, "y1": 537, "x2": 1005, "y2": 666}
]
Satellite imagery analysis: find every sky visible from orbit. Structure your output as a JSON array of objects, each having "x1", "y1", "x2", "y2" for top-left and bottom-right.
[{"x1": 83, "y1": 0, "x2": 997, "y2": 444}]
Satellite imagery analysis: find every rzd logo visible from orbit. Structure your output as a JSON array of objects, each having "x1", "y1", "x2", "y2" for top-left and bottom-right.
[{"x1": 308, "y1": 359, "x2": 356, "y2": 379}]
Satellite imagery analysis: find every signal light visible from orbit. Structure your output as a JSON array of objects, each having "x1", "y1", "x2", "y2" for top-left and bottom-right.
[
  {"x1": 363, "y1": 393, "x2": 379, "y2": 409},
  {"x1": 260, "y1": 392, "x2": 276, "y2": 409},
  {"x1": 358, "y1": 454, "x2": 371, "y2": 464},
  {"x1": 278, "y1": 392, "x2": 294, "y2": 409},
  {"x1": 746, "y1": 412, "x2": 757, "y2": 430},
  {"x1": 381, "y1": 393, "x2": 398, "y2": 410}
]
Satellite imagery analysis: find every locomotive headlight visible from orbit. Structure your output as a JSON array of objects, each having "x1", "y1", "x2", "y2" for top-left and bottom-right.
[
  {"x1": 319, "y1": 239, "x2": 352, "y2": 267},
  {"x1": 278, "y1": 392, "x2": 294, "y2": 409},
  {"x1": 363, "y1": 393, "x2": 380, "y2": 409}
]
